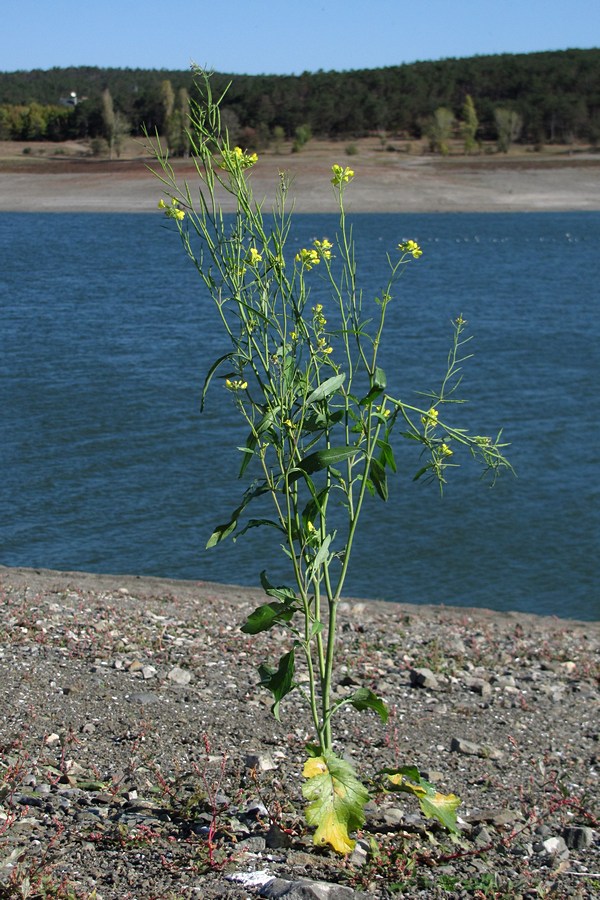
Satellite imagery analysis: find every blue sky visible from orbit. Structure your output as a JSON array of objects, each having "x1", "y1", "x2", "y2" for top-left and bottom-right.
[{"x1": 3, "y1": 0, "x2": 599, "y2": 74}]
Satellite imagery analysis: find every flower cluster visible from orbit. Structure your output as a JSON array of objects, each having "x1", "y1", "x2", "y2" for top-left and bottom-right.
[
  {"x1": 295, "y1": 238, "x2": 333, "y2": 271},
  {"x1": 225, "y1": 377, "x2": 248, "y2": 391},
  {"x1": 312, "y1": 303, "x2": 327, "y2": 330},
  {"x1": 158, "y1": 197, "x2": 185, "y2": 221},
  {"x1": 421, "y1": 407, "x2": 439, "y2": 428},
  {"x1": 398, "y1": 240, "x2": 423, "y2": 259},
  {"x1": 313, "y1": 238, "x2": 333, "y2": 260},
  {"x1": 296, "y1": 248, "x2": 320, "y2": 270},
  {"x1": 312, "y1": 304, "x2": 333, "y2": 354},
  {"x1": 331, "y1": 164, "x2": 355, "y2": 185},
  {"x1": 247, "y1": 247, "x2": 262, "y2": 266},
  {"x1": 220, "y1": 146, "x2": 258, "y2": 171}
]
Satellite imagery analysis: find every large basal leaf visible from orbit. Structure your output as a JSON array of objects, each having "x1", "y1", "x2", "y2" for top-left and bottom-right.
[
  {"x1": 302, "y1": 752, "x2": 369, "y2": 854},
  {"x1": 382, "y1": 766, "x2": 461, "y2": 833},
  {"x1": 258, "y1": 649, "x2": 296, "y2": 720}
]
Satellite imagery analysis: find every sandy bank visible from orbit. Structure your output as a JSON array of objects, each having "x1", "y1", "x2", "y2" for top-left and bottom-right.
[{"x1": 1, "y1": 150, "x2": 599, "y2": 213}]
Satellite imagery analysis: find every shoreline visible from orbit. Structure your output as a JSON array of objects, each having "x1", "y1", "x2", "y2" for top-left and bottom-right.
[
  {"x1": 1, "y1": 149, "x2": 600, "y2": 213},
  {"x1": 2, "y1": 564, "x2": 597, "y2": 629}
]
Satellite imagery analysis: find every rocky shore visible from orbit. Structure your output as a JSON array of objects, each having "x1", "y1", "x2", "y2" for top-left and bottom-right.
[{"x1": 0, "y1": 565, "x2": 598, "y2": 899}]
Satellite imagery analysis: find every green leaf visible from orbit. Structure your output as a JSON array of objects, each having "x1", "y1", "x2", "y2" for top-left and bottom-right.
[
  {"x1": 201, "y1": 352, "x2": 234, "y2": 412},
  {"x1": 260, "y1": 570, "x2": 298, "y2": 602},
  {"x1": 359, "y1": 385, "x2": 383, "y2": 406},
  {"x1": 238, "y1": 433, "x2": 257, "y2": 478},
  {"x1": 206, "y1": 483, "x2": 270, "y2": 548},
  {"x1": 373, "y1": 366, "x2": 387, "y2": 389},
  {"x1": 305, "y1": 373, "x2": 346, "y2": 405},
  {"x1": 302, "y1": 751, "x2": 369, "y2": 854},
  {"x1": 376, "y1": 438, "x2": 397, "y2": 473},
  {"x1": 413, "y1": 464, "x2": 432, "y2": 482},
  {"x1": 310, "y1": 533, "x2": 333, "y2": 572},
  {"x1": 296, "y1": 446, "x2": 359, "y2": 476},
  {"x1": 206, "y1": 517, "x2": 238, "y2": 548},
  {"x1": 258, "y1": 649, "x2": 296, "y2": 720},
  {"x1": 382, "y1": 766, "x2": 461, "y2": 833},
  {"x1": 369, "y1": 457, "x2": 388, "y2": 501},
  {"x1": 359, "y1": 367, "x2": 387, "y2": 406},
  {"x1": 241, "y1": 600, "x2": 296, "y2": 634},
  {"x1": 348, "y1": 687, "x2": 389, "y2": 723},
  {"x1": 236, "y1": 518, "x2": 285, "y2": 539}
]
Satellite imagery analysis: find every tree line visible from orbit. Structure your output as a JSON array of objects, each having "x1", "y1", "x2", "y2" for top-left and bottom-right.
[{"x1": 1, "y1": 49, "x2": 599, "y2": 151}]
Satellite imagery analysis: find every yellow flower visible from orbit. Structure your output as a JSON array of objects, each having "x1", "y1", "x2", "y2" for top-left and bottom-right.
[
  {"x1": 225, "y1": 378, "x2": 248, "y2": 391},
  {"x1": 289, "y1": 331, "x2": 298, "y2": 341},
  {"x1": 331, "y1": 164, "x2": 355, "y2": 185},
  {"x1": 158, "y1": 197, "x2": 186, "y2": 220},
  {"x1": 247, "y1": 247, "x2": 262, "y2": 265},
  {"x1": 314, "y1": 238, "x2": 333, "y2": 260},
  {"x1": 221, "y1": 146, "x2": 258, "y2": 171},
  {"x1": 440, "y1": 443, "x2": 453, "y2": 457},
  {"x1": 398, "y1": 239, "x2": 423, "y2": 259},
  {"x1": 375, "y1": 404, "x2": 391, "y2": 418},
  {"x1": 296, "y1": 248, "x2": 320, "y2": 270},
  {"x1": 421, "y1": 407, "x2": 439, "y2": 427},
  {"x1": 283, "y1": 418, "x2": 294, "y2": 428},
  {"x1": 322, "y1": 345, "x2": 333, "y2": 355},
  {"x1": 307, "y1": 521, "x2": 317, "y2": 534}
]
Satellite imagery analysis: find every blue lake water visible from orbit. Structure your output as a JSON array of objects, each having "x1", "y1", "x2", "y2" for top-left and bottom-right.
[{"x1": 1, "y1": 211, "x2": 598, "y2": 620}]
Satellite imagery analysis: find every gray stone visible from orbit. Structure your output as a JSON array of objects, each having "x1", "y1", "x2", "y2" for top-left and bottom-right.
[
  {"x1": 237, "y1": 835, "x2": 267, "y2": 852},
  {"x1": 464, "y1": 676, "x2": 492, "y2": 697},
  {"x1": 167, "y1": 665, "x2": 192, "y2": 685},
  {"x1": 562, "y1": 825, "x2": 595, "y2": 849},
  {"x1": 260, "y1": 877, "x2": 357, "y2": 898},
  {"x1": 410, "y1": 667, "x2": 440, "y2": 690},
  {"x1": 472, "y1": 824, "x2": 493, "y2": 847},
  {"x1": 245, "y1": 751, "x2": 278, "y2": 772},
  {"x1": 382, "y1": 806, "x2": 404, "y2": 826},
  {"x1": 266, "y1": 823, "x2": 293, "y2": 849},
  {"x1": 350, "y1": 838, "x2": 370, "y2": 867},
  {"x1": 542, "y1": 835, "x2": 570, "y2": 859},
  {"x1": 127, "y1": 691, "x2": 160, "y2": 705},
  {"x1": 450, "y1": 737, "x2": 504, "y2": 759}
]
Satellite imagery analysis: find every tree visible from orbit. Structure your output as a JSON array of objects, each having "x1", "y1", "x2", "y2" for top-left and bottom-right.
[
  {"x1": 166, "y1": 87, "x2": 190, "y2": 156},
  {"x1": 159, "y1": 79, "x2": 175, "y2": 136},
  {"x1": 494, "y1": 107, "x2": 523, "y2": 152},
  {"x1": 461, "y1": 94, "x2": 479, "y2": 154},
  {"x1": 101, "y1": 88, "x2": 130, "y2": 158},
  {"x1": 427, "y1": 107, "x2": 454, "y2": 155},
  {"x1": 101, "y1": 88, "x2": 116, "y2": 159},
  {"x1": 292, "y1": 123, "x2": 312, "y2": 152}
]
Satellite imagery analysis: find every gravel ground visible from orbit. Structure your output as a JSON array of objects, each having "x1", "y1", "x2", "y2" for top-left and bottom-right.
[{"x1": 0, "y1": 566, "x2": 598, "y2": 899}]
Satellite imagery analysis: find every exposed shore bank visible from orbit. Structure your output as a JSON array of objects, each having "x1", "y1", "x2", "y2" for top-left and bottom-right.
[
  {"x1": 1, "y1": 141, "x2": 599, "y2": 213},
  {"x1": 1, "y1": 564, "x2": 598, "y2": 898}
]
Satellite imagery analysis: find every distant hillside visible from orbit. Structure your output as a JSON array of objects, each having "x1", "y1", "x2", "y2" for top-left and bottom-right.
[{"x1": 1, "y1": 49, "x2": 599, "y2": 147}]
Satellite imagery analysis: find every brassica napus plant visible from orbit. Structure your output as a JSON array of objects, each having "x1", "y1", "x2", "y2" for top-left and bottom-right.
[{"x1": 148, "y1": 70, "x2": 512, "y2": 854}]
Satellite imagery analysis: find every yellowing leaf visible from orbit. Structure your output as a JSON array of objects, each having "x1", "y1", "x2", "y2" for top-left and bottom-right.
[
  {"x1": 302, "y1": 752, "x2": 369, "y2": 854},
  {"x1": 383, "y1": 766, "x2": 461, "y2": 833}
]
